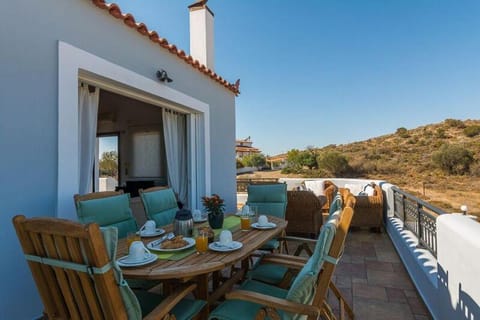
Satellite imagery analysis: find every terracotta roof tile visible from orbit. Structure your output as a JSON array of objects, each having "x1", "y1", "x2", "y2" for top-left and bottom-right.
[{"x1": 91, "y1": 0, "x2": 240, "y2": 95}]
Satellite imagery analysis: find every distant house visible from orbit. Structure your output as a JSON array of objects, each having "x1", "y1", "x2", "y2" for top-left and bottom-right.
[
  {"x1": 0, "y1": 0, "x2": 239, "y2": 317},
  {"x1": 266, "y1": 153, "x2": 288, "y2": 169},
  {"x1": 236, "y1": 137, "x2": 261, "y2": 158}
]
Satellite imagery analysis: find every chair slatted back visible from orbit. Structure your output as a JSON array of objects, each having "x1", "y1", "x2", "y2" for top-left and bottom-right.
[
  {"x1": 73, "y1": 191, "x2": 124, "y2": 208},
  {"x1": 13, "y1": 215, "x2": 127, "y2": 320},
  {"x1": 312, "y1": 206, "x2": 353, "y2": 309}
]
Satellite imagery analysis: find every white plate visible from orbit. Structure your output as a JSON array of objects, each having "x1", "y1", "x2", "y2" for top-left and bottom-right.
[
  {"x1": 251, "y1": 222, "x2": 277, "y2": 230},
  {"x1": 137, "y1": 228, "x2": 165, "y2": 237},
  {"x1": 193, "y1": 217, "x2": 208, "y2": 223},
  {"x1": 209, "y1": 241, "x2": 243, "y2": 252},
  {"x1": 117, "y1": 253, "x2": 158, "y2": 267},
  {"x1": 146, "y1": 237, "x2": 195, "y2": 252}
]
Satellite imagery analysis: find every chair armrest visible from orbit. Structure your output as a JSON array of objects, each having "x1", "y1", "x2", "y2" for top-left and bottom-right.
[
  {"x1": 277, "y1": 236, "x2": 318, "y2": 244},
  {"x1": 259, "y1": 253, "x2": 308, "y2": 269},
  {"x1": 143, "y1": 283, "x2": 198, "y2": 320},
  {"x1": 226, "y1": 289, "x2": 321, "y2": 317}
]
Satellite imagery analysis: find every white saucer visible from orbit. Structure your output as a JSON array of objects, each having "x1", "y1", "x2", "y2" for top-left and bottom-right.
[
  {"x1": 193, "y1": 217, "x2": 208, "y2": 223},
  {"x1": 251, "y1": 222, "x2": 277, "y2": 230},
  {"x1": 147, "y1": 237, "x2": 196, "y2": 252},
  {"x1": 117, "y1": 253, "x2": 157, "y2": 267},
  {"x1": 209, "y1": 241, "x2": 243, "y2": 252},
  {"x1": 137, "y1": 228, "x2": 165, "y2": 237}
]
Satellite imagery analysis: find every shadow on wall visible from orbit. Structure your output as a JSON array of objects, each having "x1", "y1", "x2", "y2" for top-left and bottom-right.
[{"x1": 438, "y1": 265, "x2": 480, "y2": 319}]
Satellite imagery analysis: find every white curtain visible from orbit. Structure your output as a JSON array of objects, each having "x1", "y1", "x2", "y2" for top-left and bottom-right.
[
  {"x1": 78, "y1": 83, "x2": 100, "y2": 194},
  {"x1": 162, "y1": 109, "x2": 188, "y2": 205}
]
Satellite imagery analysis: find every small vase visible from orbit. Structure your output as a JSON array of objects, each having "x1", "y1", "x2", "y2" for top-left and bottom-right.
[{"x1": 208, "y1": 213, "x2": 224, "y2": 229}]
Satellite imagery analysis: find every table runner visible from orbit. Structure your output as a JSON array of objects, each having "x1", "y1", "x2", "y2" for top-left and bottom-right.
[{"x1": 154, "y1": 215, "x2": 241, "y2": 261}]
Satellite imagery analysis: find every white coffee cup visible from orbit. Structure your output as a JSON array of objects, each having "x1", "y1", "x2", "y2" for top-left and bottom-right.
[
  {"x1": 140, "y1": 220, "x2": 156, "y2": 235},
  {"x1": 219, "y1": 230, "x2": 233, "y2": 246},
  {"x1": 128, "y1": 241, "x2": 150, "y2": 262},
  {"x1": 258, "y1": 215, "x2": 269, "y2": 226},
  {"x1": 193, "y1": 209, "x2": 202, "y2": 220}
]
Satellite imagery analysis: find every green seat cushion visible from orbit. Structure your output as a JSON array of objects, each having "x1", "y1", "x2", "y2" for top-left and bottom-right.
[
  {"x1": 140, "y1": 189, "x2": 178, "y2": 227},
  {"x1": 259, "y1": 239, "x2": 280, "y2": 251},
  {"x1": 77, "y1": 194, "x2": 137, "y2": 239},
  {"x1": 208, "y1": 279, "x2": 287, "y2": 320},
  {"x1": 135, "y1": 290, "x2": 206, "y2": 320},
  {"x1": 248, "y1": 263, "x2": 289, "y2": 285}
]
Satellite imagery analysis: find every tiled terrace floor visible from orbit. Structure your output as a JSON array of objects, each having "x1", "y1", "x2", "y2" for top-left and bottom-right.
[{"x1": 323, "y1": 228, "x2": 432, "y2": 320}]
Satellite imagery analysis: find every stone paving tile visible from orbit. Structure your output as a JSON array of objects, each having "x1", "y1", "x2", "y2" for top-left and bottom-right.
[
  {"x1": 335, "y1": 275, "x2": 352, "y2": 289},
  {"x1": 353, "y1": 283, "x2": 388, "y2": 301},
  {"x1": 414, "y1": 314, "x2": 432, "y2": 320},
  {"x1": 385, "y1": 287, "x2": 408, "y2": 303},
  {"x1": 354, "y1": 297, "x2": 415, "y2": 320},
  {"x1": 336, "y1": 262, "x2": 367, "y2": 280},
  {"x1": 365, "y1": 260, "x2": 394, "y2": 272},
  {"x1": 375, "y1": 249, "x2": 402, "y2": 263},
  {"x1": 407, "y1": 296, "x2": 430, "y2": 316},
  {"x1": 367, "y1": 269, "x2": 415, "y2": 290}
]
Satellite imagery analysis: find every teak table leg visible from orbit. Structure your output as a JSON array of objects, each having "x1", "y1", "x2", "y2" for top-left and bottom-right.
[{"x1": 196, "y1": 274, "x2": 210, "y2": 319}]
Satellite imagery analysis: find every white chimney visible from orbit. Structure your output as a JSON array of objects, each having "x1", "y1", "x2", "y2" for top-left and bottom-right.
[{"x1": 189, "y1": 0, "x2": 214, "y2": 70}]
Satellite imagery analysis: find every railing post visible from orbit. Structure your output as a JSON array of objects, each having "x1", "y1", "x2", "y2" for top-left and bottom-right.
[
  {"x1": 417, "y1": 203, "x2": 423, "y2": 248},
  {"x1": 402, "y1": 194, "x2": 407, "y2": 229}
]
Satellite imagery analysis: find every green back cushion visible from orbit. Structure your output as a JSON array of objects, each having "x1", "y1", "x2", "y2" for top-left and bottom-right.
[
  {"x1": 100, "y1": 227, "x2": 142, "y2": 320},
  {"x1": 77, "y1": 194, "x2": 137, "y2": 238},
  {"x1": 285, "y1": 212, "x2": 339, "y2": 320},
  {"x1": 329, "y1": 192, "x2": 343, "y2": 217},
  {"x1": 247, "y1": 184, "x2": 287, "y2": 218},
  {"x1": 247, "y1": 184, "x2": 287, "y2": 202},
  {"x1": 140, "y1": 188, "x2": 178, "y2": 227}
]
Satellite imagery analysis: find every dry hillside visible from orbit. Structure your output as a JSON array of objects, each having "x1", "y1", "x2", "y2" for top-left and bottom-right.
[{"x1": 244, "y1": 119, "x2": 480, "y2": 215}]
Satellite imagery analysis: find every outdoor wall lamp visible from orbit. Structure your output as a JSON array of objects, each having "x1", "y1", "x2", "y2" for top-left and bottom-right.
[
  {"x1": 460, "y1": 204, "x2": 468, "y2": 215},
  {"x1": 156, "y1": 69, "x2": 173, "y2": 83}
]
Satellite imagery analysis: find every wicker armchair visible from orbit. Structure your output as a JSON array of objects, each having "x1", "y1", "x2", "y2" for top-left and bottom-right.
[
  {"x1": 350, "y1": 183, "x2": 384, "y2": 229},
  {"x1": 285, "y1": 190, "x2": 326, "y2": 237},
  {"x1": 329, "y1": 182, "x2": 384, "y2": 230}
]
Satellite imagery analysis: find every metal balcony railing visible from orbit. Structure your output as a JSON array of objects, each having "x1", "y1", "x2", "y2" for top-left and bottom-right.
[
  {"x1": 392, "y1": 186, "x2": 445, "y2": 257},
  {"x1": 236, "y1": 178, "x2": 279, "y2": 192}
]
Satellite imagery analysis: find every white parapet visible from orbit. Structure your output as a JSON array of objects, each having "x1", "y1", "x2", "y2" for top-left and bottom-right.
[{"x1": 437, "y1": 214, "x2": 480, "y2": 319}]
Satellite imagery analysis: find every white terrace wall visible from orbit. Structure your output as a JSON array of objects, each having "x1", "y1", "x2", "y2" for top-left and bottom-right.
[{"x1": 437, "y1": 214, "x2": 480, "y2": 319}]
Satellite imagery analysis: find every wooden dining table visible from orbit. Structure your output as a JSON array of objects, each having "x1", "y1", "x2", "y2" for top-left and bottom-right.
[{"x1": 117, "y1": 215, "x2": 287, "y2": 319}]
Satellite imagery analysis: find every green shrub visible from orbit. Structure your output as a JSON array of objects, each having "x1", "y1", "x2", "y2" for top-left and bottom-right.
[
  {"x1": 241, "y1": 153, "x2": 266, "y2": 168},
  {"x1": 236, "y1": 159, "x2": 244, "y2": 169},
  {"x1": 463, "y1": 125, "x2": 480, "y2": 137},
  {"x1": 432, "y1": 144, "x2": 474, "y2": 175},
  {"x1": 436, "y1": 128, "x2": 446, "y2": 139},
  {"x1": 445, "y1": 118, "x2": 465, "y2": 128},
  {"x1": 316, "y1": 151, "x2": 350, "y2": 176},
  {"x1": 396, "y1": 127, "x2": 410, "y2": 138}
]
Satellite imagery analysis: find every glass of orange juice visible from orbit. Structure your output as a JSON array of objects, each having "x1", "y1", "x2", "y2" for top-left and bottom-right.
[
  {"x1": 126, "y1": 231, "x2": 141, "y2": 254},
  {"x1": 240, "y1": 214, "x2": 251, "y2": 231},
  {"x1": 195, "y1": 230, "x2": 208, "y2": 254}
]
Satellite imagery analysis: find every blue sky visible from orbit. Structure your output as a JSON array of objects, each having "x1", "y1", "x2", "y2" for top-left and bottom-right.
[{"x1": 112, "y1": 0, "x2": 480, "y2": 156}]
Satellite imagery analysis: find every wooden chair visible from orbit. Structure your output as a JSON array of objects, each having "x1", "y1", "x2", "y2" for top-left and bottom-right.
[
  {"x1": 139, "y1": 187, "x2": 179, "y2": 228},
  {"x1": 12, "y1": 215, "x2": 205, "y2": 320},
  {"x1": 208, "y1": 206, "x2": 354, "y2": 320},
  {"x1": 73, "y1": 191, "x2": 138, "y2": 239}
]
